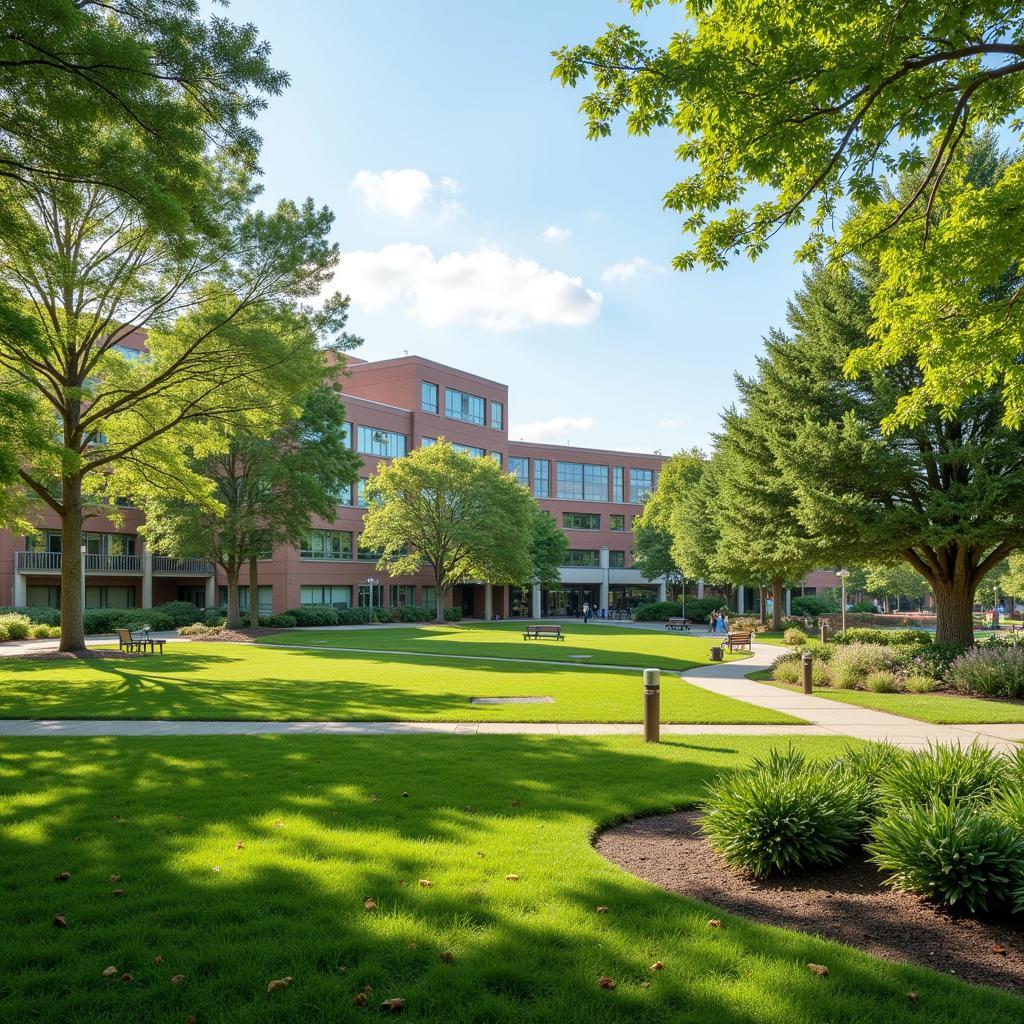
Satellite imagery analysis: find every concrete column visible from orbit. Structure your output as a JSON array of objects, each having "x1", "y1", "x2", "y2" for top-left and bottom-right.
[
  {"x1": 697, "y1": 578, "x2": 705, "y2": 599},
  {"x1": 142, "y1": 550, "x2": 153, "y2": 609},
  {"x1": 785, "y1": 588, "x2": 792, "y2": 616},
  {"x1": 531, "y1": 583, "x2": 541, "y2": 618},
  {"x1": 484, "y1": 582, "x2": 493, "y2": 621},
  {"x1": 657, "y1": 579, "x2": 667, "y2": 602},
  {"x1": 205, "y1": 574, "x2": 217, "y2": 610},
  {"x1": 13, "y1": 567, "x2": 26, "y2": 606},
  {"x1": 737, "y1": 585, "x2": 746, "y2": 614},
  {"x1": 599, "y1": 546, "x2": 610, "y2": 612}
]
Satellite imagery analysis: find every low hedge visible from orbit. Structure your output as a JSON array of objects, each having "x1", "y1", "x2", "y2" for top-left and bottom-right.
[
  {"x1": 444, "y1": 607, "x2": 462, "y2": 622},
  {"x1": 284, "y1": 604, "x2": 340, "y2": 627},
  {"x1": 0, "y1": 613, "x2": 32, "y2": 641},
  {"x1": 791, "y1": 595, "x2": 838, "y2": 616},
  {"x1": 832, "y1": 627, "x2": 933, "y2": 647},
  {"x1": 80, "y1": 609, "x2": 174, "y2": 634},
  {"x1": 152, "y1": 601, "x2": 205, "y2": 628},
  {"x1": 0, "y1": 606, "x2": 61, "y2": 626}
]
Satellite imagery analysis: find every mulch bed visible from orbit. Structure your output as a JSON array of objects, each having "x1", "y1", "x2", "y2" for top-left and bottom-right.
[
  {"x1": 596, "y1": 809, "x2": 1024, "y2": 994},
  {"x1": 186, "y1": 628, "x2": 278, "y2": 643},
  {"x1": 12, "y1": 649, "x2": 139, "y2": 661}
]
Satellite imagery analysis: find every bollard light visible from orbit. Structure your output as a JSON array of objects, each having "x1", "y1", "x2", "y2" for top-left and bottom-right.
[
  {"x1": 801, "y1": 650, "x2": 813, "y2": 694},
  {"x1": 643, "y1": 668, "x2": 661, "y2": 743}
]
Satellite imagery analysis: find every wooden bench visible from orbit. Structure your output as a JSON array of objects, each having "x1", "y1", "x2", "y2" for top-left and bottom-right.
[
  {"x1": 523, "y1": 624, "x2": 564, "y2": 641},
  {"x1": 722, "y1": 630, "x2": 753, "y2": 652},
  {"x1": 665, "y1": 617, "x2": 691, "y2": 632},
  {"x1": 115, "y1": 628, "x2": 165, "y2": 654}
]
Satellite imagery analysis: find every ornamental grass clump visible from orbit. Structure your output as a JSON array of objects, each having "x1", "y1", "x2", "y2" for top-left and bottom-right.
[
  {"x1": 701, "y1": 747, "x2": 863, "y2": 878},
  {"x1": 947, "y1": 646, "x2": 1024, "y2": 699},
  {"x1": 783, "y1": 627, "x2": 808, "y2": 647},
  {"x1": 828, "y1": 643, "x2": 893, "y2": 689},
  {"x1": 827, "y1": 742, "x2": 905, "y2": 821},
  {"x1": 0, "y1": 613, "x2": 31, "y2": 641},
  {"x1": 876, "y1": 743, "x2": 1007, "y2": 809}
]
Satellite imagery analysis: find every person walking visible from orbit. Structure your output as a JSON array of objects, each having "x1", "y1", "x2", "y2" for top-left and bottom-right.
[
  {"x1": 709, "y1": 610, "x2": 718, "y2": 635},
  {"x1": 583, "y1": 601, "x2": 591, "y2": 624}
]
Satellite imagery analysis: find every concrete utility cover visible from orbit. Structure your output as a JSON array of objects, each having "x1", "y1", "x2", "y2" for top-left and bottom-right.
[
  {"x1": 470, "y1": 696, "x2": 555, "y2": 705},
  {"x1": 568, "y1": 654, "x2": 592, "y2": 659}
]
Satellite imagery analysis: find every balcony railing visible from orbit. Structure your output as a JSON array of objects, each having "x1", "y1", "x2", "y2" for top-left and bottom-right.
[{"x1": 16, "y1": 552, "x2": 212, "y2": 575}]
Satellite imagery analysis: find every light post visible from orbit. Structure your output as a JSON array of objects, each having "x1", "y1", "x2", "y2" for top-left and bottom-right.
[
  {"x1": 366, "y1": 576, "x2": 377, "y2": 611},
  {"x1": 80, "y1": 543, "x2": 87, "y2": 629},
  {"x1": 836, "y1": 568, "x2": 850, "y2": 633}
]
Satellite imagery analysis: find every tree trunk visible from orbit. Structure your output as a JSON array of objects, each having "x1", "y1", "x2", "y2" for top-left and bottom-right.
[
  {"x1": 226, "y1": 567, "x2": 241, "y2": 627},
  {"x1": 758, "y1": 585, "x2": 768, "y2": 625},
  {"x1": 249, "y1": 556, "x2": 259, "y2": 629},
  {"x1": 435, "y1": 583, "x2": 447, "y2": 624},
  {"x1": 771, "y1": 576, "x2": 783, "y2": 630},
  {"x1": 59, "y1": 474, "x2": 85, "y2": 652},
  {"x1": 931, "y1": 577, "x2": 976, "y2": 647}
]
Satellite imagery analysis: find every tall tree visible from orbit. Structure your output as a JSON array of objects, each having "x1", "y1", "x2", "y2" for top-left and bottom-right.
[
  {"x1": 632, "y1": 449, "x2": 702, "y2": 585},
  {"x1": 143, "y1": 385, "x2": 361, "y2": 627},
  {"x1": 862, "y1": 562, "x2": 931, "y2": 613},
  {"x1": 1002, "y1": 552, "x2": 1024, "y2": 605},
  {"x1": 360, "y1": 441, "x2": 536, "y2": 623},
  {"x1": 528, "y1": 508, "x2": 569, "y2": 591}
]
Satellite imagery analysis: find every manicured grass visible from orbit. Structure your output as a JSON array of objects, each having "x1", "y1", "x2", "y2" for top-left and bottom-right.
[
  {"x1": 0, "y1": 645, "x2": 799, "y2": 723},
  {"x1": 257, "y1": 622, "x2": 746, "y2": 672},
  {"x1": 2, "y1": 734, "x2": 1020, "y2": 1023}
]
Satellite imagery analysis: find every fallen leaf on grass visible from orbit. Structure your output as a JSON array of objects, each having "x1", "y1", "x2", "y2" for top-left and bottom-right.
[
  {"x1": 807, "y1": 963, "x2": 829, "y2": 977},
  {"x1": 475, "y1": 851, "x2": 485, "y2": 858},
  {"x1": 102, "y1": 966, "x2": 118, "y2": 978},
  {"x1": 511, "y1": 799, "x2": 521, "y2": 807},
  {"x1": 505, "y1": 874, "x2": 520, "y2": 882},
  {"x1": 598, "y1": 975, "x2": 616, "y2": 989},
  {"x1": 363, "y1": 898, "x2": 377, "y2": 911},
  {"x1": 154, "y1": 955, "x2": 163, "y2": 965},
  {"x1": 211, "y1": 866, "x2": 220, "y2": 873},
  {"x1": 111, "y1": 889, "x2": 125, "y2": 897},
  {"x1": 707, "y1": 919, "x2": 722, "y2": 928},
  {"x1": 418, "y1": 879, "x2": 432, "y2": 888},
  {"x1": 55, "y1": 871, "x2": 71, "y2": 882},
  {"x1": 235, "y1": 842, "x2": 245, "y2": 850},
  {"x1": 401, "y1": 791, "x2": 409, "y2": 798},
  {"x1": 110, "y1": 874, "x2": 122, "y2": 883},
  {"x1": 650, "y1": 962, "x2": 665, "y2": 971},
  {"x1": 380, "y1": 997, "x2": 405, "y2": 1012},
  {"x1": 439, "y1": 951, "x2": 454, "y2": 963},
  {"x1": 353, "y1": 991, "x2": 368, "y2": 1007},
  {"x1": 52, "y1": 915, "x2": 67, "y2": 928},
  {"x1": 596, "y1": 905, "x2": 609, "y2": 914},
  {"x1": 907, "y1": 992, "x2": 919, "y2": 1003},
  {"x1": 641, "y1": 980, "x2": 651, "y2": 989},
  {"x1": 171, "y1": 975, "x2": 187, "y2": 985},
  {"x1": 121, "y1": 973, "x2": 133, "y2": 983},
  {"x1": 267, "y1": 976, "x2": 292, "y2": 992},
  {"x1": 337, "y1": 964, "x2": 346, "y2": 973}
]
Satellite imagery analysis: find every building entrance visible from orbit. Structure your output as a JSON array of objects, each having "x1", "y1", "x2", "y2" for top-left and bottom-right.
[{"x1": 542, "y1": 586, "x2": 600, "y2": 617}]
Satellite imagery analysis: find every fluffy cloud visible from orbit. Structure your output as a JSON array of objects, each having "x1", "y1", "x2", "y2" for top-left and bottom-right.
[
  {"x1": 350, "y1": 169, "x2": 463, "y2": 219},
  {"x1": 542, "y1": 225, "x2": 571, "y2": 242},
  {"x1": 335, "y1": 243, "x2": 602, "y2": 332},
  {"x1": 511, "y1": 415, "x2": 597, "y2": 443},
  {"x1": 601, "y1": 256, "x2": 664, "y2": 283}
]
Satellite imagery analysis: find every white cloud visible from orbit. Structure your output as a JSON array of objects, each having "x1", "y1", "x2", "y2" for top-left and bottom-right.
[
  {"x1": 601, "y1": 256, "x2": 665, "y2": 283},
  {"x1": 511, "y1": 415, "x2": 597, "y2": 443},
  {"x1": 659, "y1": 417, "x2": 684, "y2": 428},
  {"x1": 542, "y1": 225, "x2": 571, "y2": 242},
  {"x1": 350, "y1": 168, "x2": 463, "y2": 219},
  {"x1": 335, "y1": 243, "x2": 602, "y2": 332}
]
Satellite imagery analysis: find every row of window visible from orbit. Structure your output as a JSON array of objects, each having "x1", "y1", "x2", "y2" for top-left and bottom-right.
[
  {"x1": 562, "y1": 550, "x2": 627, "y2": 568},
  {"x1": 301, "y1": 529, "x2": 385, "y2": 562},
  {"x1": 29, "y1": 531, "x2": 138, "y2": 556},
  {"x1": 422, "y1": 381, "x2": 503, "y2": 429},
  {"x1": 508, "y1": 458, "x2": 653, "y2": 503},
  {"x1": 300, "y1": 583, "x2": 435, "y2": 610},
  {"x1": 562, "y1": 512, "x2": 634, "y2": 531}
]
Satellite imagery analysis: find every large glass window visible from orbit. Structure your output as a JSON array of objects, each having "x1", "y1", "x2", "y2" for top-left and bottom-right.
[
  {"x1": 336, "y1": 482, "x2": 353, "y2": 506},
  {"x1": 357, "y1": 426, "x2": 407, "y2": 458},
  {"x1": 533, "y1": 459, "x2": 549, "y2": 498},
  {"x1": 557, "y1": 462, "x2": 607, "y2": 501},
  {"x1": 300, "y1": 584, "x2": 351, "y2": 609},
  {"x1": 389, "y1": 585, "x2": 416, "y2": 606},
  {"x1": 85, "y1": 585, "x2": 136, "y2": 609},
  {"x1": 491, "y1": 451, "x2": 503, "y2": 468},
  {"x1": 421, "y1": 381, "x2": 438, "y2": 414},
  {"x1": 445, "y1": 388, "x2": 485, "y2": 425},
  {"x1": 357, "y1": 479, "x2": 368, "y2": 507},
  {"x1": 341, "y1": 421, "x2": 352, "y2": 448},
  {"x1": 630, "y1": 468, "x2": 654, "y2": 502},
  {"x1": 422, "y1": 585, "x2": 437, "y2": 612},
  {"x1": 563, "y1": 512, "x2": 600, "y2": 530},
  {"x1": 563, "y1": 549, "x2": 600, "y2": 567},
  {"x1": 609, "y1": 514, "x2": 626, "y2": 531},
  {"x1": 508, "y1": 456, "x2": 529, "y2": 486},
  {"x1": 609, "y1": 550, "x2": 626, "y2": 568},
  {"x1": 452, "y1": 442, "x2": 485, "y2": 457},
  {"x1": 300, "y1": 529, "x2": 353, "y2": 560},
  {"x1": 219, "y1": 585, "x2": 273, "y2": 614},
  {"x1": 357, "y1": 541, "x2": 384, "y2": 562},
  {"x1": 420, "y1": 436, "x2": 437, "y2": 448},
  {"x1": 490, "y1": 401, "x2": 503, "y2": 429},
  {"x1": 612, "y1": 466, "x2": 624, "y2": 503}
]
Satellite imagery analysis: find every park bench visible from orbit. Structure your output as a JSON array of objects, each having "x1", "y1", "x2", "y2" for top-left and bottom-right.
[
  {"x1": 523, "y1": 624, "x2": 564, "y2": 641},
  {"x1": 665, "y1": 617, "x2": 691, "y2": 632},
  {"x1": 722, "y1": 630, "x2": 753, "y2": 652}
]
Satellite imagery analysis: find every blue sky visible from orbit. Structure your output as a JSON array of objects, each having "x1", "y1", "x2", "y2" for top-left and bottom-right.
[{"x1": 240, "y1": 0, "x2": 808, "y2": 453}]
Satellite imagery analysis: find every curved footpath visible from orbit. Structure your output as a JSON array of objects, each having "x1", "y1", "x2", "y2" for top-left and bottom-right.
[{"x1": 0, "y1": 639, "x2": 1021, "y2": 749}]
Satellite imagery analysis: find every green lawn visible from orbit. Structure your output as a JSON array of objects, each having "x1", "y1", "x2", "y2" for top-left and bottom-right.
[
  {"x1": 257, "y1": 622, "x2": 745, "y2": 672},
  {"x1": 2, "y1": 734, "x2": 1019, "y2": 1023},
  {"x1": 0, "y1": 645, "x2": 799, "y2": 723}
]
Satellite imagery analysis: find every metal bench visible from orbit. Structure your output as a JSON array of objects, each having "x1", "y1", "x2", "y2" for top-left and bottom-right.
[
  {"x1": 115, "y1": 628, "x2": 144, "y2": 654},
  {"x1": 665, "y1": 617, "x2": 691, "y2": 632},
  {"x1": 723, "y1": 630, "x2": 753, "y2": 652},
  {"x1": 522, "y1": 624, "x2": 564, "y2": 641}
]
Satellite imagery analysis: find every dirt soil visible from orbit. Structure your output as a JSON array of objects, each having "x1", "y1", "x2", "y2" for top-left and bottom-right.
[{"x1": 595, "y1": 809, "x2": 1024, "y2": 994}]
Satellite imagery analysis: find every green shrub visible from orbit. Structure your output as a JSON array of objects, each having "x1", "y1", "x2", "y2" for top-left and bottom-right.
[
  {"x1": 80, "y1": 609, "x2": 173, "y2": 634},
  {"x1": 0, "y1": 613, "x2": 31, "y2": 641},
  {"x1": 337, "y1": 607, "x2": 374, "y2": 626},
  {"x1": 444, "y1": 607, "x2": 462, "y2": 622},
  {"x1": 791, "y1": 595, "x2": 837, "y2": 616},
  {"x1": 153, "y1": 601, "x2": 205, "y2": 628},
  {"x1": 676, "y1": 597, "x2": 721, "y2": 623},
  {"x1": 284, "y1": 604, "x2": 340, "y2": 627},
  {"x1": 905, "y1": 673, "x2": 938, "y2": 693},
  {"x1": 833, "y1": 627, "x2": 933, "y2": 647},
  {"x1": 877, "y1": 743, "x2": 1007, "y2": 809},
  {"x1": 828, "y1": 643, "x2": 893, "y2": 689},
  {"x1": 0, "y1": 605, "x2": 61, "y2": 626},
  {"x1": 28, "y1": 623, "x2": 51, "y2": 639},
  {"x1": 394, "y1": 605, "x2": 432, "y2": 623},
  {"x1": 911, "y1": 641, "x2": 969, "y2": 680},
  {"x1": 633, "y1": 600, "x2": 684, "y2": 621},
  {"x1": 372, "y1": 607, "x2": 392, "y2": 623},
  {"x1": 801, "y1": 637, "x2": 834, "y2": 662},
  {"x1": 265, "y1": 613, "x2": 297, "y2": 629},
  {"x1": 868, "y1": 800, "x2": 1024, "y2": 913},
  {"x1": 773, "y1": 658, "x2": 802, "y2": 685},
  {"x1": 783, "y1": 627, "x2": 808, "y2": 647},
  {"x1": 702, "y1": 747, "x2": 863, "y2": 877},
  {"x1": 828, "y1": 743, "x2": 905, "y2": 821},
  {"x1": 865, "y1": 671, "x2": 900, "y2": 693},
  {"x1": 947, "y1": 646, "x2": 1024, "y2": 699},
  {"x1": 177, "y1": 622, "x2": 222, "y2": 636}
]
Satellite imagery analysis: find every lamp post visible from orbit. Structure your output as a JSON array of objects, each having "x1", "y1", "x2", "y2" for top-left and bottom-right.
[
  {"x1": 366, "y1": 576, "x2": 377, "y2": 611},
  {"x1": 836, "y1": 568, "x2": 850, "y2": 633},
  {"x1": 80, "y1": 543, "x2": 87, "y2": 631}
]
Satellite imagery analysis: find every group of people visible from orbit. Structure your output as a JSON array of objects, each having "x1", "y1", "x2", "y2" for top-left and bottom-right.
[{"x1": 708, "y1": 608, "x2": 730, "y2": 635}]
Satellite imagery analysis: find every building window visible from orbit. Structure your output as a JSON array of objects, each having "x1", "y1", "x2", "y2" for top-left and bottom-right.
[
  {"x1": 491, "y1": 451, "x2": 503, "y2": 468},
  {"x1": 613, "y1": 466, "x2": 624, "y2": 503},
  {"x1": 563, "y1": 512, "x2": 600, "y2": 530},
  {"x1": 609, "y1": 550, "x2": 626, "y2": 568},
  {"x1": 300, "y1": 529, "x2": 353, "y2": 560},
  {"x1": 452, "y1": 442, "x2": 485, "y2": 457},
  {"x1": 490, "y1": 401, "x2": 503, "y2": 429},
  {"x1": 533, "y1": 459, "x2": 549, "y2": 498},
  {"x1": 630, "y1": 468, "x2": 654, "y2": 502},
  {"x1": 557, "y1": 462, "x2": 608, "y2": 501},
  {"x1": 26, "y1": 584, "x2": 60, "y2": 608},
  {"x1": 509, "y1": 456, "x2": 529, "y2": 486},
  {"x1": 422, "y1": 585, "x2": 437, "y2": 612},
  {"x1": 357, "y1": 426, "x2": 407, "y2": 458},
  {"x1": 27, "y1": 531, "x2": 62, "y2": 553},
  {"x1": 421, "y1": 381, "x2": 439, "y2": 414},
  {"x1": 336, "y1": 482, "x2": 353, "y2": 506},
  {"x1": 85, "y1": 585, "x2": 136, "y2": 609},
  {"x1": 563, "y1": 549, "x2": 600, "y2": 567},
  {"x1": 357, "y1": 541, "x2": 383, "y2": 562},
  {"x1": 421, "y1": 436, "x2": 437, "y2": 447},
  {"x1": 357, "y1": 479, "x2": 368, "y2": 507},
  {"x1": 219, "y1": 585, "x2": 273, "y2": 615},
  {"x1": 609, "y1": 514, "x2": 626, "y2": 531},
  {"x1": 300, "y1": 584, "x2": 351, "y2": 609},
  {"x1": 389, "y1": 585, "x2": 416, "y2": 606},
  {"x1": 445, "y1": 387, "x2": 485, "y2": 425},
  {"x1": 341, "y1": 421, "x2": 352, "y2": 448}
]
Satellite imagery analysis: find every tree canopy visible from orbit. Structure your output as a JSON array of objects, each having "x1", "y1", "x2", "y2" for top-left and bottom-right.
[
  {"x1": 360, "y1": 441, "x2": 537, "y2": 623},
  {"x1": 632, "y1": 449, "x2": 701, "y2": 584},
  {"x1": 528, "y1": 508, "x2": 569, "y2": 590}
]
